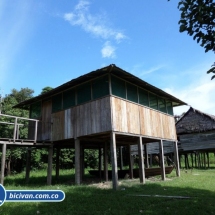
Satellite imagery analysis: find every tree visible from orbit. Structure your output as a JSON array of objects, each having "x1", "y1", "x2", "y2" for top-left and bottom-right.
[
  {"x1": 178, "y1": 0, "x2": 215, "y2": 52},
  {"x1": 207, "y1": 62, "x2": 215, "y2": 79},
  {"x1": 1, "y1": 87, "x2": 100, "y2": 175},
  {"x1": 177, "y1": 0, "x2": 215, "y2": 79},
  {"x1": 40, "y1": 86, "x2": 53, "y2": 95},
  {"x1": 0, "y1": 88, "x2": 34, "y2": 174}
]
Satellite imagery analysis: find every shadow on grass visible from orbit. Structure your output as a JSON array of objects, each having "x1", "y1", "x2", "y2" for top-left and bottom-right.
[
  {"x1": 2, "y1": 181, "x2": 215, "y2": 215},
  {"x1": 3, "y1": 170, "x2": 102, "y2": 187},
  {"x1": 2, "y1": 169, "x2": 215, "y2": 215}
]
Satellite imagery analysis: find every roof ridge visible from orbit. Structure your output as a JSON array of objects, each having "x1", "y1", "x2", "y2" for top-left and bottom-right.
[
  {"x1": 191, "y1": 107, "x2": 215, "y2": 121},
  {"x1": 176, "y1": 106, "x2": 215, "y2": 125}
]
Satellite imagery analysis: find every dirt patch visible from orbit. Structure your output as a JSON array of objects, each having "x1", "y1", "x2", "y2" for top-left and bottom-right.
[{"x1": 89, "y1": 181, "x2": 125, "y2": 189}]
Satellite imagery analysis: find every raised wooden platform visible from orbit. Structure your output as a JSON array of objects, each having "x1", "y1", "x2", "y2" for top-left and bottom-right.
[{"x1": 0, "y1": 138, "x2": 52, "y2": 146}]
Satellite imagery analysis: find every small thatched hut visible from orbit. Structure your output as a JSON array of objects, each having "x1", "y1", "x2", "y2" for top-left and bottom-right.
[{"x1": 176, "y1": 107, "x2": 215, "y2": 168}]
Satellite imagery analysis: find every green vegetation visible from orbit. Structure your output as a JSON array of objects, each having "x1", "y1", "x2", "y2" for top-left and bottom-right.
[
  {"x1": 0, "y1": 88, "x2": 100, "y2": 174},
  {"x1": 1, "y1": 168, "x2": 215, "y2": 215},
  {"x1": 175, "y1": 0, "x2": 215, "y2": 80}
]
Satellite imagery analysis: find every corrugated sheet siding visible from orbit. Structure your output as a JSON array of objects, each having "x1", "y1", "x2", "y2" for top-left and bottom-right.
[
  {"x1": 111, "y1": 97, "x2": 176, "y2": 140},
  {"x1": 51, "y1": 97, "x2": 112, "y2": 141}
]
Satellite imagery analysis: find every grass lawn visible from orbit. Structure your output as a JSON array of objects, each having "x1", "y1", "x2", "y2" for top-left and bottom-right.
[{"x1": 1, "y1": 168, "x2": 215, "y2": 215}]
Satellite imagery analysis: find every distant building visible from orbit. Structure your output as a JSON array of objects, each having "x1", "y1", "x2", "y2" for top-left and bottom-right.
[{"x1": 176, "y1": 107, "x2": 215, "y2": 168}]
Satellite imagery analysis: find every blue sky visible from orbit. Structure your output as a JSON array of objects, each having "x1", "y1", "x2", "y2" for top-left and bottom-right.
[{"x1": 1, "y1": 0, "x2": 215, "y2": 115}]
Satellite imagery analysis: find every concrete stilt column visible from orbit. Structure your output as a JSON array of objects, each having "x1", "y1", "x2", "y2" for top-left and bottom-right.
[
  {"x1": 104, "y1": 142, "x2": 108, "y2": 181},
  {"x1": 25, "y1": 148, "x2": 31, "y2": 183},
  {"x1": 110, "y1": 132, "x2": 118, "y2": 190},
  {"x1": 47, "y1": 145, "x2": 53, "y2": 185},
  {"x1": 0, "y1": 143, "x2": 6, "y2": 185},
  {"x1": 173, "y1": 141, "x2": 180, "y2": 177},
  {"x1": 138, "y1": 137, "x2": 145, "y2": 184},
  {"x1": 159, "y1": 140, "x2": 166, "y2": 181},
  {"x1": 75, "y1": 138, "x2": 81, "y2": 185}
]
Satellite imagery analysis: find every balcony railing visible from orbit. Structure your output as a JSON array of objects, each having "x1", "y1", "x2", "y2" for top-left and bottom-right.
[{"x1": 0, "y1": 114, "x2": 39, "y2": 143}]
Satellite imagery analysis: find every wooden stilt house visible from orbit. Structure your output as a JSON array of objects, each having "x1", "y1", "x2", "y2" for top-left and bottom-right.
[
  {"x1": 176, "y1": 107, "x2": 215, "y2": 168},
  {"x1": 0, "y1": 64, "x2": 186, "y2": 189}
]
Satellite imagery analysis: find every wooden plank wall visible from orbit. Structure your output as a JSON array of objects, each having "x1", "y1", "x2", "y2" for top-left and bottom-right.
[
  {"x1": 41, "y1": 100, "x2": 52, "y2": 141},
  {"x1": 28, "y1": 120, "x2": 42, "y2": 141},
  {"x1": 179, "y1": 131, "x2": 215, "y2": 151},
  {"x1": 28, "y1": 100, "x2": 52, "y2": 141},
  {"x1": 131, "y1": 141, "x2": 174, "y2": 155},
  {"x1": 111, "y1": 97, "x2": 176, "y2": 140},
  {"x1": 37, "y1": 96, "x2": 176, "y2": 141},
  {"x1": 51, "y1": 97, "x2": 112, "y2": 141}
]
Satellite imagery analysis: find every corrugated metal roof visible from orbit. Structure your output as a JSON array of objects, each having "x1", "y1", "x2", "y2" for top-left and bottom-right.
[{"x1": 13, "y1": 64, "x2": 187, "y2": 109}]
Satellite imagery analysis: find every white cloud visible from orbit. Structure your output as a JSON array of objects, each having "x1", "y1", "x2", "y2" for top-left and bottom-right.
[
  {"x1": 75, "y1": 0, "x2": 90, "y2": 11},
  {"x1": 164, "y1": 70, "x2": 215, "y2": 116},
  {"x1": 139, "y1": 65, "x2": 165, "y2": 76},
  {"x1": 63, "y1": 0, "x2": 126, "y2": 57},
  {"x1": 101, "y1": 41, "x2": 116, "y2": 58},
  {"x1": 64, "y1": 2, "x2": 126, "y2": 41},
  {"x1": 130, "y1": 64, "x2": 167, "y2": 78}
]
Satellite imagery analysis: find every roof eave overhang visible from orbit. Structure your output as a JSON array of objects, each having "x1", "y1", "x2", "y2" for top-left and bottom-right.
[{"x1": 13, "y1": 64, "x2": 187, "y2": 109}]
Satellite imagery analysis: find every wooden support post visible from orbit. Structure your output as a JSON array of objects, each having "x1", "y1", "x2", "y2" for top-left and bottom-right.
[
  {"x1": 34, "y1": 120, "x2": 38, "y2": 143},
  {"x1": 187, "y1": 154, "x2": 190, "y2": 168},
  {"x1": 119, "y1": 146, "x2": 123, "y2": 171},
  {"x1": 191, "y1": 153, "x2": 194, "y2": 168},
  {"x1": 184, "y1": 155, "x2": 186, "y2": 168},
  {"x1": 138, "y1": 137, "x2": 145, "y2": 184},
  {"x1": 200, "y1": 153, "x2": 203, "y2": 168},
  {"x1": 47, "y1": 145, "x2": 53, "y2": 185},
  {"x1": 16, "y1": 125, "x2": 20, "y2": 139},
  {"x1": 99, "y1": 147, "x2": 102, "y2": 179},
  {"x1": 150, "y1": 154, "x2": 153, "y2": 167},
  {"x1": 195, "y1": 153, "x2": 197, "y2": 168},
  {"x1": 179, "y1": 154, "x2": 181, "y2": 169},
  {"x1": 144, "y1": 144, "x2": 149, "y2": 168},
  {"x1": 185, "y1": 154, "x2": 189, "y2": 169},
  {"x1": 203, "y1": 152, "x2": 206, "y2": 169},
  {"x1": 25, "y1": 148, "x2": 31, "y2": 183},
  {"x1": 80, "y1": 146, "x2": 84, "y2": 181},
  {"x1": 128, "y1": 144, "x2": 133, "y2": 179},
  {"x1": 75, "y1": 138, "x2": 81, "y2": 185},
  {"x1": 13, "y1": 117, "x2": 18, "y2": 142},
  {"x1": 159, "y1": 140, "x2": 165, "y2": 181},
  {"x1": 0, "y1": 144, "x2": 6, "y2": 185},
  {"x1": 104, "y1": 142, "x2": 108, "y2": 181},
  {"x1": 173, "y1": 141, "x2": 180, "y2": 177},
  {"x1": 80, "y1": 145, "x2": 83, "y2": 182},
  {"x1": 207, "y1": 152, "x2": 210, "y2": 168},
  {"x1": 110, "y1": 132, "x2": 118, "y2": 190},
  {"x1": 56, "y1": 147, "x2": 60, "y2": 183},
  {"x1": 198, "y1": 152, "x2": 200, "y2": 168}
]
